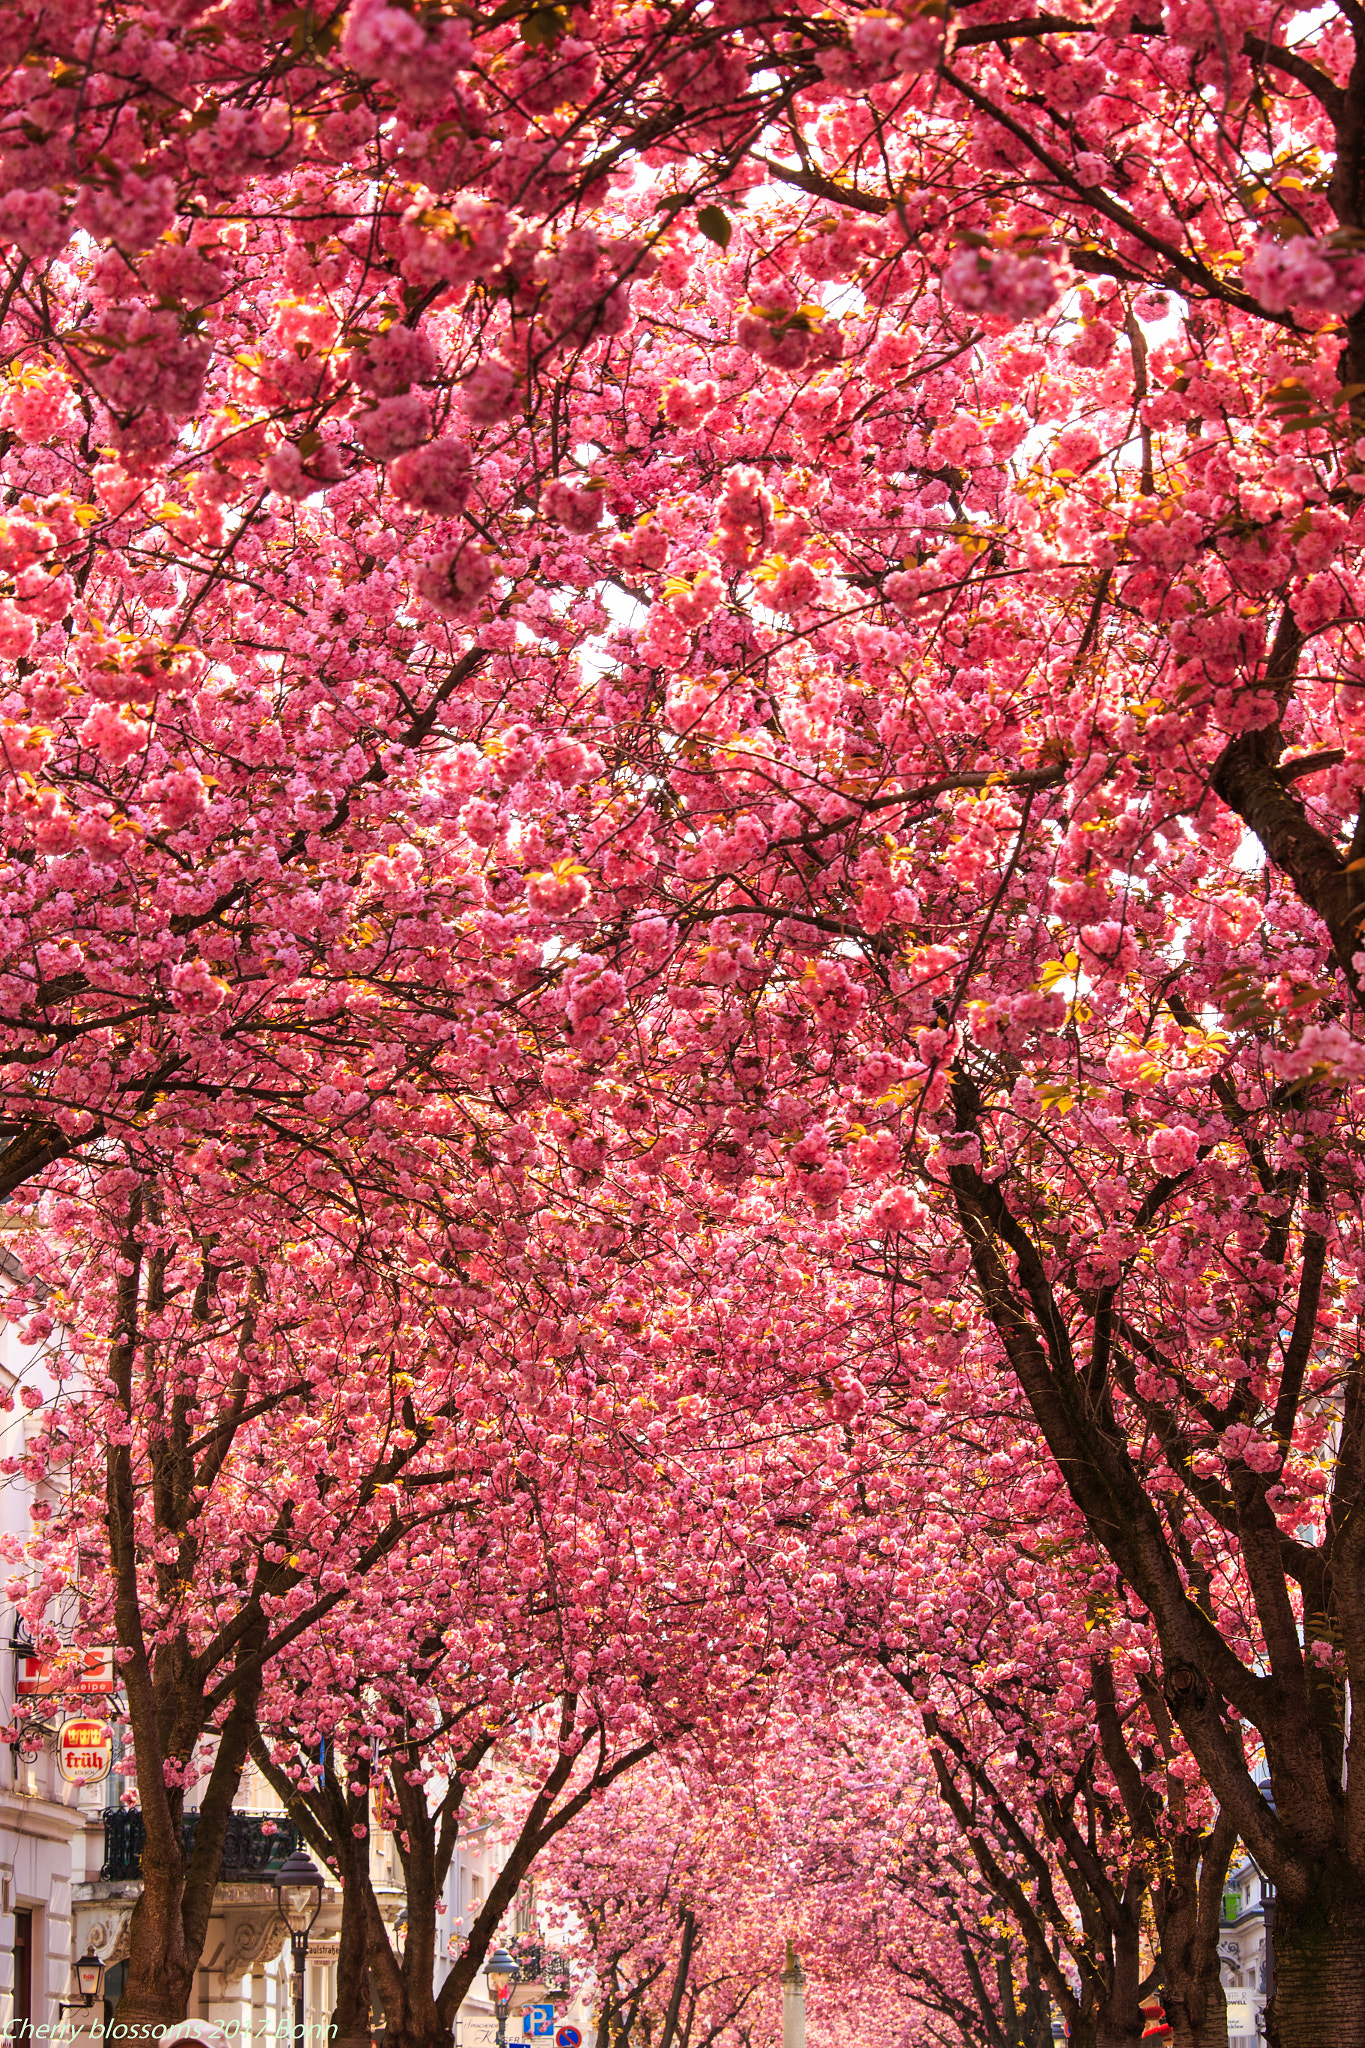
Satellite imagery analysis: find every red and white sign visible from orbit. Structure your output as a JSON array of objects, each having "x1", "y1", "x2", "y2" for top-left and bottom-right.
[
  {"x1": 57, "y1": 1716, "x2": 113, "y2": 1784},
  {"x1": 15, "y1": 1647, "x2": 117, "y2": 1698}
]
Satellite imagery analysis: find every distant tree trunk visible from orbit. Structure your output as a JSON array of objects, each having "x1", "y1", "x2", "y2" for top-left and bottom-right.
[
  {"x1": 921, "y1": 1716, "x2": 1145, "y2": 2048},
  {"x1": 941, "y1": 1055, "x2": 1365, "y2": 2048},
  {"x1": 1155, "y1": 1812, "x2": 1234, "y2": 2048},
  {"x1": 249, "y1": 1733, "x2": 451, "y2": 2048},
  {"x1": 1015, "y1": 1952, "x2": 1054, "y2": 2048},
  {"x1": 654, "y1": 1911, "x2": 697, "y2": 2048},
  {"x1": 256, "y1": 1693, "x2": 657, "y2": 2048}
]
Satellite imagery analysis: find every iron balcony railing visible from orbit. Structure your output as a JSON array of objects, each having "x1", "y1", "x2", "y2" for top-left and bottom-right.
[
  {"x1": 506, "y1": 1941, "x2": 572, "y2": 1997},
  {"x1": 101, "y1": 1807, "x2": 297, "y2": 1882}
]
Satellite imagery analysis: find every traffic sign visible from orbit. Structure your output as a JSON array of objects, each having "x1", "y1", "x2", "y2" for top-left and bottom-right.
[
  {"x1": 556, "y1": 2029, "x2": 582, "y2": 2047},
  {"x1": 520, "y1": 2009, "x2": 554, "y2": 2038},
  {"x1": 57, "y1": 1715, "x2": 113, "y2": 1784}
]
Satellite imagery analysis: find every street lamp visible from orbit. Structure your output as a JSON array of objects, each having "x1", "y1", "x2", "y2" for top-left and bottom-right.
[
  {"x1": 74, "y1": 1954, "x2": 105, "y2": 2007},
  {"x1": 274, "y1": 1846, "x2": 327, "y2": 2043},
  {"x1": 485, "y1": 1948, "x2": 520, "y2": 2048},
  {"x1": 56, "y1": 1950, "x2": 106, "y2": 2025}
]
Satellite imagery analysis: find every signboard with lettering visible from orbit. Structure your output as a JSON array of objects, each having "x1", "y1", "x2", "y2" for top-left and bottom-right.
[
  {"x1": 57, "y1": 1716, "x2": 113, "y2": 1784},
  {"x1": 16, "y1": 1647, "x2": 117, "y2": 1697}
]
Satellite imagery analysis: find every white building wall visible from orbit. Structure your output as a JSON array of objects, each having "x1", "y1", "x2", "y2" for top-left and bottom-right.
[{"x1": 0, "y1": 1290, "x2": 98, "y2": 2038}]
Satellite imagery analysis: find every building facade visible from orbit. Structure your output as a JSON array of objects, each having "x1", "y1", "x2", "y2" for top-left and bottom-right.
[
  {"x1": 0, "y1": 1284, "x2": 98, "y2": 2043},
  {"x1": 1219, "y1": 1855, "x2": 1269, "y2": 2048}
]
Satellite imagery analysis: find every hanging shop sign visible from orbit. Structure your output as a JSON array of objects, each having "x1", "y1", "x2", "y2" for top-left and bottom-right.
[
  {"x1": 16, "y1": 1647, "x2": 117, "y2": 1697},
  {"x1": 57, "y1": 1716, "x2": 114, "y2": 1784}
]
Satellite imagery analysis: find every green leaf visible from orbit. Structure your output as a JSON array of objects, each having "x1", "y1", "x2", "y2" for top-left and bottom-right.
[
  {"x1": 696, "y1": 205, "x2": 732, "y2": 250},
  {"x1": 520, "y1": 6, "x2": 567, "y2": 46}
]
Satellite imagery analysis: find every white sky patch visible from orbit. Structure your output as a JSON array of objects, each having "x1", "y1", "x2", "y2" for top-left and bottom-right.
[{"x1": 1234, "y1": 829, "x2": 1267, "y2": 874}]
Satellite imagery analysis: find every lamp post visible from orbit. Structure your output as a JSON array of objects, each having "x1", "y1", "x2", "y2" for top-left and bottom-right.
[
  {"x1": 55, "y1": 1950, "x2": 105, "y2": 2034},
  {"x1": 485, "y1": 1948, "x2": 520, "y2": 2048},
  {"x1": 274, "y1": 1846, "x2": 327, "y2": 2044},
  {"x1": 74, "y1": 1954, "x2": 105, "y2": 2008}
]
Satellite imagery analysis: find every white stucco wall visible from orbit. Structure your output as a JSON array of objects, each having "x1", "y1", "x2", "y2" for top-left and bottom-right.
[{"x1": 0, "y1": 1283, "x2": 100, "y2": 2038}]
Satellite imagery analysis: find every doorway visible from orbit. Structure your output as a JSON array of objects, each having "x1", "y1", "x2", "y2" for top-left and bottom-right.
[{"x1": 13, "y1": 1908, "x2": 32, "y2": 2037}]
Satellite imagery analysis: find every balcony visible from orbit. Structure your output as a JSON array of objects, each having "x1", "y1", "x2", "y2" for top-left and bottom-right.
[
  {"x1": 506, "y1": 1940, "x2": 572, "y2": 1999},
  {"x1": 101, "y1": 1807, "x2": 298, "y2": 1882}
]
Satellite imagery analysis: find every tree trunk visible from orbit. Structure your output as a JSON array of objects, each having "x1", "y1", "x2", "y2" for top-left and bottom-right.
[
  {"x1": 378, "y1": 2009, "x2": 454, "y2": 2048},
  {"x1": 1079, "y1": 1913, "x2": 1146, "y2": 2048},
  {"x1": 330, "y1": 1819, "x2": 375, "y2": 2048},
  {"x1": 654, "y1": 1912, "x2": 697, "y2": 2048},
  {"x1": 1161, "y1": 1979, "x2": 1229, "y2": 2048},
  {"x1": 377, "y1": 1918, "x2": 453, "y2": 2048},
  {"x1": 115, "y1": 1862, "x2": 199, "y2": 2043},
  {"x1": 1093, "y1": 1999, "x2": 1145, "y2": 2048},
  {"x1": 1161, "y1": 1959, "x2": 1230, "y2": 2048},
  {"x1": 112, "y1": 1668, "x2": 264, "y2": 2039},
  {"x1": 1156, "y1": 1815, "x2": 1234, "y2": 2048},
  {"x1": 1017, "y1": 1955, "x2": 1054, "y2": 2048},
  {"x1": 1267, "y1": 1869, "x2": 1365, "y2": 2048}
]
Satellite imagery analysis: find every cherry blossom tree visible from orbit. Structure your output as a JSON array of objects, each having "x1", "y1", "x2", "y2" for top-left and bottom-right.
[
  {"x1": 537, "y1": 1711, "x2": 1060, "y2": 2048},
  {"x1": 0, "y1": 1153, "x2": 564, "y2": 2037},
  {"x1": 246, "y1": 1400, "x2": 791, "y2": 2048},
  {"x1": 831, "y1": 1390, "x2": 1236, "y2": 2048},
  {"x1": 538, "y1": 1760, "x2": 785, "y2": 2048}
]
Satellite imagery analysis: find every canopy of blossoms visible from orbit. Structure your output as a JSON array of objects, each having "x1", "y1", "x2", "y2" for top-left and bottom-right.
[{"x1": 3, "y1": 0, "x2": 1365, "y2": 2042}]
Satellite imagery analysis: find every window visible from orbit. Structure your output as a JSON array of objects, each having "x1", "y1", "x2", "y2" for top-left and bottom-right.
[{"x1": 103, "y1": 1960, "x2": 128, "y2": 2026}]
